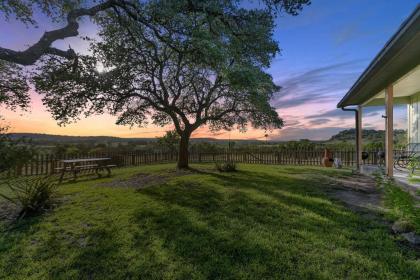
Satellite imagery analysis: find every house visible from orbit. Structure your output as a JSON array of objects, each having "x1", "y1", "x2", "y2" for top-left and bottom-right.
[{"x1": 337, "y1": 4, "x2": 420, "y2": 177}]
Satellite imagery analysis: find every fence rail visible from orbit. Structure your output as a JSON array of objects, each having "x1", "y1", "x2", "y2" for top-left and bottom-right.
[{"x1": 6, "y1": 148, "x2": 386, "y2": 177}]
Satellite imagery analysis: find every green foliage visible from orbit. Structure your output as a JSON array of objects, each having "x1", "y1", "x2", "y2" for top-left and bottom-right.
[
  {"x1": 0, "y1": 0, "x2": 82, "y2": 25},
  {"x1": 329, "y1": 129, "x2": 407, "y2": 148},
  {"x1": 191, "y1": 142, "x2": 221, "y2": 153},
  {"x1": 53, "y1": 142, "x2": 106, "y2": 155},
  {"x1": 407, "y1": 157, "x2": 420, "y2": 177},
  {"x1": 363, "y1": 141, "x2": 384, "y2": 150},
  {"x1": 156, "y1": 131, "x2": 180, "y2": 152},
  {"x1": 34, "y1": 0, "x2": 285, "y2": 133},
  {"x1": 278, "y1": 139, "x2": 318, "y2": 149},
  {"x1": 88, "y1": 143, "x2": 108, "y2": 154},
  {"x1": 0, "y1": 176, "x2": 58, "y2": 218},
  {"x1": 65, "y1": 146, "x2": 80, "y2": 155},
  {"x1": 382, "y1": 179, "x2": 420, "y2": 234},
  {"x1": 0, "y1": 0, "x2": 310, "y2": 116},
  {"x1": 0, "y1": 60, "x2": 30, "y2": 112},
  {"x1": 392, "y1": 219, "x2": 416, "y2": 233},
  {"x1": 0, "y1": 125, "x2": 36, "y2": 173}
]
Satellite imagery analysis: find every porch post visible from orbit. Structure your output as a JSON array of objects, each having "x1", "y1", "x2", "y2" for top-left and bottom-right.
[
  {"x1": 357, "y1": 105, "x2": 362, "y2": 168},
  {"x1": 385, "y1": 84, "x2": 394, "y2": 177}
]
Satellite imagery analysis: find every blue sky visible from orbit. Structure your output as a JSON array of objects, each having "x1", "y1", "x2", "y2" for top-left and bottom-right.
[
  {"x1": 1, "y1": 0, "x2": 419, "y2": 140},
  {"x1": 267, "y1": 0, "x2": 418, "y2": 140}
]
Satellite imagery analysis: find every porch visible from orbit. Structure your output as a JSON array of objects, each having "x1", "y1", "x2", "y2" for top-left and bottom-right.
[
  {"x1": 337, "y1": 5, "x2": 420, "y2": 178},
  {"x1": 360, "y1": 164, "x2": 420, "y2": 195}
]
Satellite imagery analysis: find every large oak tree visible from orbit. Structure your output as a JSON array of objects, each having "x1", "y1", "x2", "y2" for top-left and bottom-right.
[
  {"x1": 0, "y1": 0, "x2": 309, "y2": 112},
  {"x1": 1, "y1": 0, "x2": 310, "y2": 168}
]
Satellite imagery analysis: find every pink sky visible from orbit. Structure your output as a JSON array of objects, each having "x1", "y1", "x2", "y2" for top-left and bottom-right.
[
  {"x1": 3, "y1": 89, "x2": 404, "y2": 141},
  {"x1": 1, "y1": 0, "x2": 413, "y2": 140}
]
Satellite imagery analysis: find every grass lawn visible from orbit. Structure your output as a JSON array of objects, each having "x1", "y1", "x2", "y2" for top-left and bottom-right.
[
  {"x1": 0, "y1": 164, "x2": 419, "y2": 279},
  {"x1": 382, "y1": 179, "x2": 420, "y2": 233}
]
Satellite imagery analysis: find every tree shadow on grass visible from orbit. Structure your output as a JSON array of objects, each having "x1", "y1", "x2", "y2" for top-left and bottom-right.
[
  {"x1": 135, "y1": 170, "x2": 420, "y2": 279},
  {"x1": 49, "y1": 225, "x2": 130, "y2": 279},
  {"x1": 1, "y1": 167, "x2": 419, "y2": 279},
  {"x1": 0, "y1": 212, "x2": 57, "y2": 278},
  {"x1": 139, "y1": 181, "x2": 224, "y2": 215},
  {"x1": 2, "y1": 219, "x2": 140, "y2": 279},
  {"x1": 130, "y1": 202, "x2": 291, "y2": 279}
]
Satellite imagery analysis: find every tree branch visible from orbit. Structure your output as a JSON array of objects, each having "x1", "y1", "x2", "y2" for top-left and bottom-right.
[{"x1": 0, "y1": 0, "x2": 117, "y2": 65}]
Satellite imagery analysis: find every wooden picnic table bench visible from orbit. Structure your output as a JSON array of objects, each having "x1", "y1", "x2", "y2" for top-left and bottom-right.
[{"x1": 57, "y1": 158, "x2": 116, "y2": 183}]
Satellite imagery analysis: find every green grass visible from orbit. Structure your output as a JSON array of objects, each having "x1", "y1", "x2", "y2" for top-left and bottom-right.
[
  {"x1": 0, "y1": 164, "x2": 419, "y2": 279},
  {"x1": 383, "y1": 179, "x2": 420, "y2": 233},
  {"x1": 408, "y1": 176, "x2": 420, "y2": 184}
]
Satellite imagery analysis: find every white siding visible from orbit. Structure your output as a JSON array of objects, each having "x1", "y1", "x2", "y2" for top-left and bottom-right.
[{"x1": 408, "y1": 92, "x2": 420, "y2": 146}]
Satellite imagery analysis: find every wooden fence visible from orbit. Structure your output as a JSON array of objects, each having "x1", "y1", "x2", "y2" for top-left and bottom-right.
[{"x1": 5, "y1": 148, "x2": 385, "y2": 177}]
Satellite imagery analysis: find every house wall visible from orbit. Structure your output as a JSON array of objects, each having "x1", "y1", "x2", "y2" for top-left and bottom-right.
[{"x1": 407, "y1": 92, "x2": 420, "y2": 146}]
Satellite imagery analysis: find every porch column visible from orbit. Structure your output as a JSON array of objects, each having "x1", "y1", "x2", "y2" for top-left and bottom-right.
[
  {"x1": 385, "y1": 85, "x2": 394, "y2": 177},
  {"x1": 357, "y1": 105, "x2": 362, "y2": 168}
]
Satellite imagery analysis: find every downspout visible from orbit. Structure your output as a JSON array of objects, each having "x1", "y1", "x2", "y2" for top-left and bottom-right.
[{"x1": 341, "y1": 107, "x2": 360, "y2": 170}]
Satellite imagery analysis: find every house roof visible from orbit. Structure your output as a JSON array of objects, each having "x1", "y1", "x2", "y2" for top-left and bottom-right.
[{"x1": 337, "y1": 4, "x2": 420, "y2": 108}]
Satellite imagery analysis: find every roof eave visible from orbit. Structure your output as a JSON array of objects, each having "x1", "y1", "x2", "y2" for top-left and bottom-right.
[{"x1": 337, "y1": 4, "x2": 420, "y2": 108}]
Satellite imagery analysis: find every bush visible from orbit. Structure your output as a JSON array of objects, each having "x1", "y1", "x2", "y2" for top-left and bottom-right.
[
  {"x1": 0, "y1": 125, "x2": 37, "y2": 174},
  {"x1": 382, "y1": 179, "x2": 420, "y2": 234},
  {"x1": 392, "y1": 219, "x2": 416, "y2": 234},
  {"x1": 407, "y1": 157, "x2": 420, "y2": 176},
  {"x1": 0, "y1": 176, "x2": 58, "y2": 218},
  {"x1": 215, "y1": 160, "x2": 237, "y2": 172}
]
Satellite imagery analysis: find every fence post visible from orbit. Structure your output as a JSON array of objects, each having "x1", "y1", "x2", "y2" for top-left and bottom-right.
[
  {"x1": 8, "y1": 148, "x2": 375, "y2": 177},
  {"x1": 131, "y1": 153, "x2": 135, "y2": 166}
]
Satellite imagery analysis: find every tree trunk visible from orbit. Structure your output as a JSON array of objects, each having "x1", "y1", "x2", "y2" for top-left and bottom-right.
[{"x1": 177, "y1": 132, "x2": 190, "y2": 169}]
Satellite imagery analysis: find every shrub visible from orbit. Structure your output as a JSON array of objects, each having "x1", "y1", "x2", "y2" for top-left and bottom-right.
[
  {"x1": 0, "y1": 176, "x2": 58, "y2": 218},
  {"x1": 392, "y1": 219, "x2": 416, "y2": 234},
  {"x1": 215, "y1": 160, "x2": 237, "y2": 172},
  {"x1": 407, "y1": 157, "x2": 420, "y2": 177},
  {"x1": 0, "y1": 125, "x2": 37, "y2": 174}
]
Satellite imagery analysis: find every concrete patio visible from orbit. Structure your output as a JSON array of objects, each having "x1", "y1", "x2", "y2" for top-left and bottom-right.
[
  {"x1": 394, "y1": 168, "x2": 420, "y2": 196},
  {"x1": 360, "y1": 164, "x2": 420, "y2": 196}
]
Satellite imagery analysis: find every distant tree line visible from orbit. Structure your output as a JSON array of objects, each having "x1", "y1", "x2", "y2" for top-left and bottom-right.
[
  {"x1": 2, "y1": 128, "x2": 409, "y2": 168},
  {"x1": 329, "y1": 129, "x2": 407, "y2": 149},
  {"x1": 0, "y1": 125, "x2": 36, "y2": 174}
]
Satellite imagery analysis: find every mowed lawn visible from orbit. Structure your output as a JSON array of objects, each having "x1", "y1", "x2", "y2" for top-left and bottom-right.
[{"x1": 0, "y1": 164, "x2": 419, "y2": 279}]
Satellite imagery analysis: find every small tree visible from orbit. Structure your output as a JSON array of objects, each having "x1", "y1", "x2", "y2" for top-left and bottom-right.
[
  {"x1": 156, "y1": 131, "x2": 180, "y2": 153},
  {"x1": 0, "y1": 124, "x2": 36, "y2": 175},
  {"x1": 32, "y1": 0, "x2": 309, "y2": 168}
]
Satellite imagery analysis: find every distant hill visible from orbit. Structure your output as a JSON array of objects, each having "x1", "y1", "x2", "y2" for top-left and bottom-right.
[
  {"x1": 8, "y1": 133, "x2": 154, "y2": 143},
  {"x1": 7, "y1": 133, "x2": 259, "y2": 145},
  {"x1": 328, "y1": 129, "x2": 407, "y2": 143},
  {"x1": 9, "y1": 130, "x2": 407, "y2": 146}
]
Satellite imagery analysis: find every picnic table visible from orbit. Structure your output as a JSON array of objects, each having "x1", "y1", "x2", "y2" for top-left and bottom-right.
[{"x1": 57, "y1": 158, "x2": 116, "y2": 183}]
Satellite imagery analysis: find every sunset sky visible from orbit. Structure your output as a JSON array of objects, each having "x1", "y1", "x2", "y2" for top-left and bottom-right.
[{"x1": 1, "y1": 0, "x2": 418, "y2": 140}]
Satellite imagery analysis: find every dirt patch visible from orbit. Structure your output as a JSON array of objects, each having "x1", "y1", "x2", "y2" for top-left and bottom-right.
[
  {"x1": 0, "y1": 201, "x2": 19, "y2": 221},
  {"x1": 99, "y1": 169, "x2": 202, "y2": 189},
  {"x1": 100, "y1": 173, "x2": 168, "y2": 189},
  {"x1": 326, "y1": 174, "x2": 383, "y2": 212},
  {"x1": 332, "y1": 190, "x2": 382, "y2": 211}
]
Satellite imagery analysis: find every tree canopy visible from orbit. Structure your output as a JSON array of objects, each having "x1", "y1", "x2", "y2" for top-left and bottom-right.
[
  {"x1": 0, "y1": 0, "x2": 310, "y2": 113},
  {"x1": 33, "y1": 0, "x2": 303, "y2": 167},
  {"x1": 1, "y1": 0, "x2": 310, "y2": 168}
]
